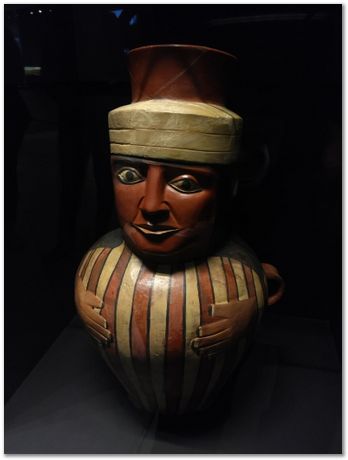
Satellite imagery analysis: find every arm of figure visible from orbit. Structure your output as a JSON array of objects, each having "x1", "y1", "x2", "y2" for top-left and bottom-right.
[
  {"x1": 75, "y1": 276, "x2": 112, "y2": 346},
  {"x1": 191, "y1": 297, "x2": 257, "y2": 357}
]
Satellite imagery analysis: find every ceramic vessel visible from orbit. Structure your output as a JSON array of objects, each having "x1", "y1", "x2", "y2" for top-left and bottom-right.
[{"x1": 75, "y1": 44, "x2": 284, "y2": 415}]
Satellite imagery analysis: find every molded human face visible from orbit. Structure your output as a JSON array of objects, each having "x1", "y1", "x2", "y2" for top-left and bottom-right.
[{"x1": 111, "y1": 156, "x2": 218, "y2": 262}]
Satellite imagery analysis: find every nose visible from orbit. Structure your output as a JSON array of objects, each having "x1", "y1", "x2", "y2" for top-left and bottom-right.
[{"x1": 140, "y1": 166, "x2": 169, "y2": 224}]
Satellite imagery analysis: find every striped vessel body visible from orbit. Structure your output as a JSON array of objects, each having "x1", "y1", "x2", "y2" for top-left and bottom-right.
[{"x1": 76, "y1": 231, "x2": 267, "y2": 414}]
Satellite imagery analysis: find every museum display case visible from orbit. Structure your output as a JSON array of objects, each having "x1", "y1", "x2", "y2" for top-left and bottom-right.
[{"x1": 5, "y1": 4, "x2": 341, "y2": 454}]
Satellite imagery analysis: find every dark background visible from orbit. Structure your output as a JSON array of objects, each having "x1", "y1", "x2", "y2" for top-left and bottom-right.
[{"x1": 5, "y1": 4, "x2": 341, "y2": 403}]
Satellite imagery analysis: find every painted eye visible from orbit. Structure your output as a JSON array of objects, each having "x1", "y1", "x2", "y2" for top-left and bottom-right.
[
  {"x1": 116, "y1": 167, "x2": 144, "y2": 184},
  {"x1": 169, "y1": 176, "x2": 202, "y2": 194}
]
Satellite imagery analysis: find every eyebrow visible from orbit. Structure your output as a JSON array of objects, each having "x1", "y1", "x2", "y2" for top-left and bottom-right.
[{"x1": 110, "y1": 155, "x2": 217, "y2": 177}]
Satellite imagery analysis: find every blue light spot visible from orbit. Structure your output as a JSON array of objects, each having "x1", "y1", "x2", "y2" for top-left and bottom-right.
[
  {"x1": 129, "y1": 14, "x2": 137, "y2": 26},
  {"x1": 112, "y1": 9, "x2": 123, "y2": 19}
]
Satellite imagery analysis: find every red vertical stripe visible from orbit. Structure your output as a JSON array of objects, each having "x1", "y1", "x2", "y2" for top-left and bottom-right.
[
  {"x1": 100, "y1": 246, "x2": 142, "y2": 405},
  {"x1": 216, "y1": 261, "x2": 256, "y2": 399},
  {"x1": 243, "y1": 264, "x2": 256, "y2": 300},
  {"x1": 165, "y1": 266, "x2": 185, "y2": 414},
  {"x1": 130, "y1": 265, "x2": 157, "y2": 410},
  {"x1": 223, "y1": 257, "x2": 238, "y2": 302},
  {"x1": 79, "y1": 249, "x2": 95, "y2": 280},
  {"x1": 187, "y1": 261, "x2": 216, "y2": 412}
]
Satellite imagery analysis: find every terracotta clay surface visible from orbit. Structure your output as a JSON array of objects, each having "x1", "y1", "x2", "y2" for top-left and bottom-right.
[
  {"x1": 108, "y1": 45, "x2": 242, "y2": 165},
  {"x1": 128, "y1": 44, "x2": 237, "y2": 105},
  {"x1": 111, "y1": 156, "x2": 218, "y2": 263},
  {"x1": 75, "y1": 44, "x2": 284, "y2": 415},
  {"x1": 75, "y1": 230, "x2": 270, "y2": 415}
]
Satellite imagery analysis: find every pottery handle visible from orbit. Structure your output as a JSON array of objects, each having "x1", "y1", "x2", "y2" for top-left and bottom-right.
[{"x1": 262, "y1": 263, "x2": 285, "y2": 306}]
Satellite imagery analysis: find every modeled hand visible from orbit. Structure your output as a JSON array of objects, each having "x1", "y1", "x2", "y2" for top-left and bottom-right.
[
  {"x1": 75, "y1": 276, "x2": 112, "y2": 346},
  {"x1": 191, "y1": 297, "x2": 257, "y2": 358}
]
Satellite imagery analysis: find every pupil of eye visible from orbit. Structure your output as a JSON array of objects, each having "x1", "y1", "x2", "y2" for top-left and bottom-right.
[
  {"x1": 182, "y1": 179, "x2": 192, "y2": 190},
  {"x1": 125, "y1": 171, "x2": 134, "y2": 181}
]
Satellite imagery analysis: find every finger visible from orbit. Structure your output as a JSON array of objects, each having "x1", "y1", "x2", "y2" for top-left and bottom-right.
[
  {"x1": 86, "y1": 325, "x2": 112, "y2": 344},
  {"x1": 79, "y1": 309, "x2": 108, "y2": 330},
  {"x1": 78, "y1": 307, "x2": 107, "y2": 328},
  {"x1": 192, "y1": 327, "x2": 232, "y2": 349},
  {"x1": 84, "y1": 290, "x2": 103, "y2": 309},
  {"x1": 197, "y1": 319, "x2": 230, "y2": 337},
  {"x1": 210, "y1": 298, "x2": 257, "y2": 318},
  {"x1": 78, "y1": 306, "x2": 107, "y2": 328},
  {"x1": 89, "y1": 309, "x2": 108, "y2": 328},
  {"x1": 84, "y1": 316, "x2": 112, "y2": 340}
]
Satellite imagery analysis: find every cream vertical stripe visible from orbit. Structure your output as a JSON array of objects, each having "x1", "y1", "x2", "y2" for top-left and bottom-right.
[
  {"x1": 231, "y1": 259, "x2": 249, "y2": 301},
  {"x1": 231, "y1": 261, "x2": 250, "y2": 365},
  {"x1": 208, "y1": 257, "x2": 228, "y2": 304},
  {"x1": 198, "y1": 257, "x2": 228, "y2": 410},
  {"x1": 179, "y1": 263, "x2": 201, "y2": 414},
  {"x1": 115, "y1": 253, "x2": 150, "y2": 411},
  {"x1": 252, "y1": 269, "x2": 264, "y2": 309},
  {"x1": 96, "y1": 242, "x2": 125, "y2": 300},
  {"x1": 82, "y1": 248, "x2": 104, "y2": 287},
  {"x1": 149, "y1": 266, "x2": 170, "y2": 412},
  {"x1": 252, "y1": 269, "x2": 265, "y2": 322}
]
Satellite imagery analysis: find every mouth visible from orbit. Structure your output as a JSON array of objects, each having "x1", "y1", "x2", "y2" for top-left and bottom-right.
[{"x1": 132, "y1": 223, "x2": 179, "y2": 237}]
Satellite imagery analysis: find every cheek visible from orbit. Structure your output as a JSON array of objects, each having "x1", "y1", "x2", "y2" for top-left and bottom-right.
[
  {"x1": 166, "y1": 188, "x2": 217, "y2": 225},
  {"x1": 113, "y1": 182, "x2": 144, "y2": 223}
]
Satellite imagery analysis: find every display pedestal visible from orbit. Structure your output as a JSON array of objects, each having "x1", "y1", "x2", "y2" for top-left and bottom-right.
[{"x1": 5, "y1": 313, "x2": 341, "y2": 454}]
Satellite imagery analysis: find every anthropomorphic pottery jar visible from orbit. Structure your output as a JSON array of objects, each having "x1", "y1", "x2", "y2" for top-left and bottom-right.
[{"x1": 75, "y1": 44, "x2": 284, "y2": 415}]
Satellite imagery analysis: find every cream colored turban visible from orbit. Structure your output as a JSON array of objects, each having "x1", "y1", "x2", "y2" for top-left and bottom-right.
[{"x1": 109, "y1": 99, "x2": 243, "y2": 165}]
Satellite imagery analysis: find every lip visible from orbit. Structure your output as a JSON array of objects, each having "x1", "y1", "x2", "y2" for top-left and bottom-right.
[{"x1": 133, "y1": 223, "x2": 179, "y2": 236}]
